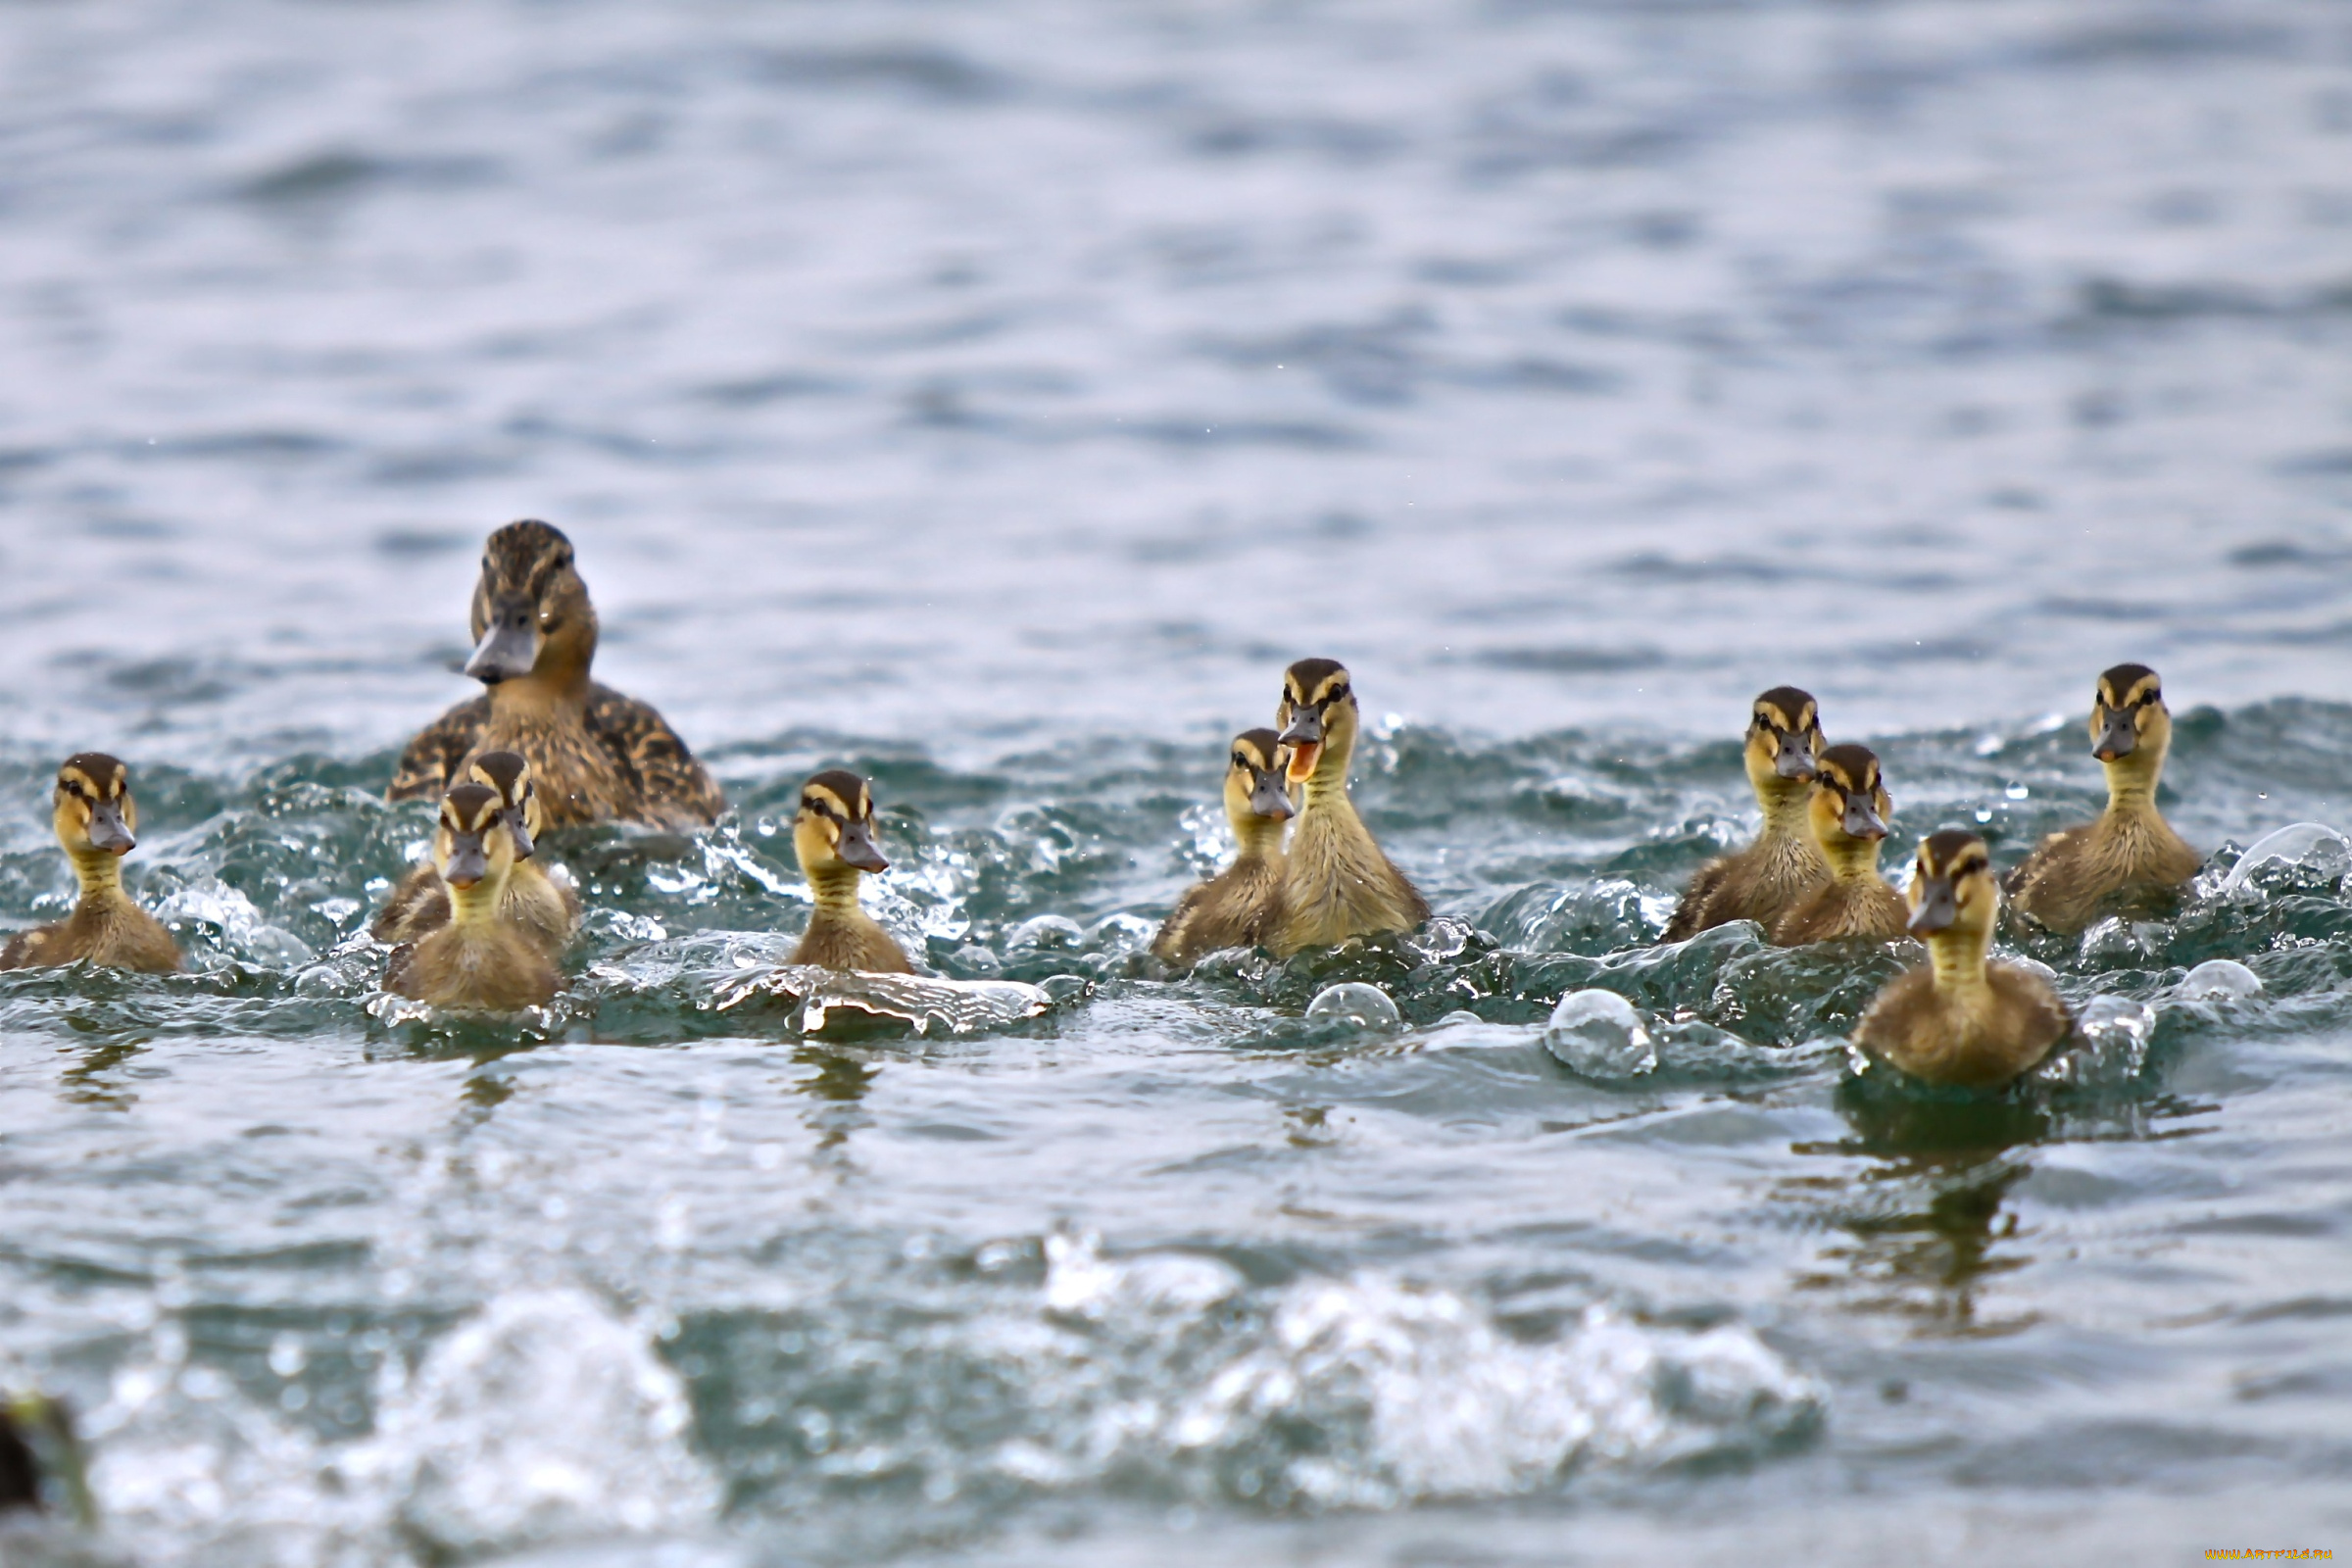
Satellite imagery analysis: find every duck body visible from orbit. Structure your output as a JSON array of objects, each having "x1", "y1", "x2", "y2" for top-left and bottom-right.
[
  {"x1": 2008, "y1": 664, "x2": 2199, "y2": 933},
  {"x1": 789, "y1": 770, "x2": 914, "y2": 974},
  {"x1": 1769, "y1": 743, "x2": 1907, "y2": 946},
  {"x1": 0, "y1": 755, "x2": 179, "y2": 975},
  {"x1": 1855, "y1": 830, "x2": 2070, "y2": 1088},
  {"x1": 1666, "y1": 687, "x2": 1828, "y2": 942},
  {"x1": 1153, "y1": 729, "x2": 1292, "y2": 969},
  {"x1": 1268, "y1": 661, "x2": 1428, "y2": 957},
  {"x1": 384, "y1": 783, "x2": 560, "y2": 1010},
  {"x1": 388, "y1": 520, "x2": 722, "y2": 830}
]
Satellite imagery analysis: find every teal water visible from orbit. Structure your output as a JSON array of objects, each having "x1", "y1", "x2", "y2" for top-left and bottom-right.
[{"x1": 4, "y1": 0, "x2": 2352, "y2": 1563}]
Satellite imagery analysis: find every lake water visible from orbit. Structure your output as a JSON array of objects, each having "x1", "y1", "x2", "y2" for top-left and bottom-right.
[{"x1": 2, "y1": 1, "x2": 2351, "y2": 1563}]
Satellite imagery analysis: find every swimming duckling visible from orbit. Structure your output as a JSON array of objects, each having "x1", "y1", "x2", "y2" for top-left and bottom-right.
[
  {"x1": 388, "y1": 520, "x2": 725, "y2": 829},
  {"x1": 1269, "y1": 660, "x2": 1429, "y2": 956},
  {"x1": 1854, "y1": 830, "x2": 2070, "y2": 1088},
  {"x1": 1, "y1": 1392, "x2": 93, "y2": 1525},
  {"x1": 383, "y1": 784, "x2": 560, "y2": 1010},
  {"x1": 1769, "y1": 743, "x2": 1906, "y2": 945},
  {"x1": 790, "y1": 770, "x2": 913, "y2": 974},
  {"x1": 1664, "y1": 687, "x2": 1828, "y2": 941},
  {"x1": 2007, "y1": 662, "x2": 2201, "y2": 932},
  {"x1": 374, "y1": 751, "x2": 582, "y2": 954},
  {"x1": 0, "y1": 755, "x2": 179, "y2": 974},
  {"x1": 1152, "y1": 728, "x2": 1294, "y2": 968}
]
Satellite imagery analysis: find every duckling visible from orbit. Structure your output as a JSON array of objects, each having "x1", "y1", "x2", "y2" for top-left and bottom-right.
[
  {"x1": 388, "y1": 519, "x2": 725, "y2": 829},
  {"x1": 374, "y1": 751, "x2": 582, "y2": 954},
  {"x1": 1268, "y1": 660, "x2": 1429, "y2": 956},
  {"x1": 1854, "y1": 830, "x2": 2070, "y2": 1088},
  {"x1": 383, "y1": 784, "x2": 560, "y2": 1010},
  {"x1": 1769, "y1": 743, "x2": 1906, "y2": 945},
  {"x1": 790, "y1": 770, "x2": 913, "y2": 973},
  {"x1": 0, "y1": 754, "x2": 179, "y2": 973},
  {"x1": 1152, "y1": 728, "x2": 1294, "y2": 968},
  {"x1": 0, "y1": 1393, "x2": 92, "y2": 1525},
  {"x1": 2007, "y1": 662, "x2": 2201, "y2": 932},
  {"x1": 1664, "y1": 687, "x2": 1828, "y2": 941}
]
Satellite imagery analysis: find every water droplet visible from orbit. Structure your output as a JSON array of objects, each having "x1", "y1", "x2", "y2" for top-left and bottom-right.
[
  {"x1": 1305, "y1": 983, "x2": 1402, "y2": 1031},
  {"x1": 1541, "y1": 990, "x2": 1656, "y2": 1077},
  {"x1": 2180, "y1": 958, "x2": 2262, "y2": 1000}
]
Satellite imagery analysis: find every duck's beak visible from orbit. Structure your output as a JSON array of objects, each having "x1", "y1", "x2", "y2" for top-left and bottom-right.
[
  {"x1": 1250, "y1": 768, "x2": 1297, "y2": 820},
  {"x1": 86, "y1": 801, "x2": 135, "y2": 856},
  {"x1": 2093, "y1": 707, "x2": 2138, "y2": 762},
  {"x1": 443, "y1": 832, "x2": 489, "y2": 890},
  {"x1": 466, "y1": 598, "x2": 539, "y2": 685},
  {"x1": 502, "y1": 807, "x2": 536, "y2": 859},
  {"x1": 1774, "y1": 736, "x2": 1817, "y2": 781},
  {"x1": 1841, "y1": 795, "x2": 1888, "y2": 841},
  {"x1": 1279, "y1": 707, "x2": 1324, "y2": 784},
  {"x1": 1906, "y1": 874, "x2": 1957, "y2": 935},
  {"x1": 836, "y1": 818, "x2": 890, "y2": 874}
]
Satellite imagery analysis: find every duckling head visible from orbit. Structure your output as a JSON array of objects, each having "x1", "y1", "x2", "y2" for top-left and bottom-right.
[
  {"x1": 52, "y1": 754, "x2": 138, "y2": 865},
  {"x1": 1904, "y1": 828, "x2": 1997, "y2": 940},
  {"x1": 465, "y1": 750, "x2": 539, "y2": 858},
  {"x1": 1809, "y1": 743, "x2": 1891, "y2": 869},
  {"x1": 1744, "y1": 686, "x2": 1822, "y2": 798},
  {"x1": 464, "y1": 520, "x2": 598, "y2": 691},
  {"x1": 1224, "y1": 727, "x2": 1295, "y2": 847},
  {"x1": 1276, "y1": 659, "x2": 1357, "y2": 787},
  {"x1": 434, "y1": 782, "x2": 517, "y2": 902},
  {"x1": 2089, "y1": 663, "x2": 2171, "y2": 794},
  {"x1": 795, "y1": 770, "x2": 889, "y2": 884}
]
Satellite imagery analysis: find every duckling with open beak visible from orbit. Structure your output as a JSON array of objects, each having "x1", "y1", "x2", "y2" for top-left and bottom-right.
[{"x1": 1268, "y1": 659, "x2": 1429, "y2": 957}]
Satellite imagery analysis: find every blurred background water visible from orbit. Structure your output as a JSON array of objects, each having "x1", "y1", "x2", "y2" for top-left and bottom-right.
[{"x1": 2, "y1": 0, "x2": 2351, "y2": 1563}]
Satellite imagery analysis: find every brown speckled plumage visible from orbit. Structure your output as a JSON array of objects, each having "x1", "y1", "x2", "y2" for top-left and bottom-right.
[{"x1": 388, "y1": 520, "x2": 723, "y2": 829}]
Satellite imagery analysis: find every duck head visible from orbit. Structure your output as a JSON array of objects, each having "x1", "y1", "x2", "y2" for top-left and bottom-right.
[
  {"x1": 464, "y1": 520, "x2": 599, "y2": 692},
  {"x1": 1275, "y1": 659, "x2": 1357, "y2": 788},
  {"x1": 1745, "y1": 686, "x2": 1823, "y2": 797},
  {"x1": 1224, "y1": 727, "x2": 1295, "y2": 845},
  {"x1": 434, "y1": 782, "x2": 519, "y2": 899},
  {"x1": 52, "y1": 754, "x2": 138, "y2": 862},
  {"x1": 1904, "y1": 828, "x2": 1998, "y2": 939},
  {"x1": 795, "y1": 769, "x2": 889, "y2": 880},
  {"x1": 1810, "y1": 742, "x2": 1891, "y2": 847},
  {"x1": 2088, "y1": 663, "x2": 2173, "y2": 806},
  {"x1": 465, "y1": 750, "x2": 540, "y2": 859}
]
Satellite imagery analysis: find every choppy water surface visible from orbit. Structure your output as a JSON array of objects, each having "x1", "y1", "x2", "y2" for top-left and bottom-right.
[{"x1": 3, "y1": 0, "x2": 2352, "y2": 1563}]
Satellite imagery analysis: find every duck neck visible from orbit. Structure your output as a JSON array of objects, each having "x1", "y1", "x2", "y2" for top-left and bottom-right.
[
  {"x1": 2101, "y1": 748, "x2": 2165, "y2": 818},
  {"x1": 448, "y1": 873, "x2": 506, "y2": 929},
  {"x1": 1928, "y1": 920, "x2": 1995, "y2": 1001},
  {"x1": 807, "y1": 865, "x2": 867, "y2": 923},
  {"x1": 1230, "y1": 809, "x2": 1287, "y2": 864},
  {"x1": 70, "y1": 847, "x2": 126, "y2": 906},
  {"x1": 1821, "y1": 830, "x2": 1883, "y2": 884},
  {"x1": 1756, "y1": 774, "x2": 1811, "y2": 842},
  {"x1": 1300, "y1": 733, "x2": 1356, "y2": 814}
]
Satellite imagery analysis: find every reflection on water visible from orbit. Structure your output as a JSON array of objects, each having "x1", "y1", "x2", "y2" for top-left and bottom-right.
[
  {"x1": 794, "y1": 1046, "x2": 882, "y2": 1155},
  {"x1": 1794, "y1": 1156, "x2": 2038, "y2": 1337}
]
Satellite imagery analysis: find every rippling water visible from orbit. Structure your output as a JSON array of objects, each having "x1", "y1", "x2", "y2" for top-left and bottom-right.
[{"x1": 4, "y1": 0, "x2": 2352, "y2": 1563}]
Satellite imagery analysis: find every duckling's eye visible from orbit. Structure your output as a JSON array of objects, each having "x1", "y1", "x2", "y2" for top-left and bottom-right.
[{"x1": 1328, "y1": 684, "x2": 1349, "y2": 704}]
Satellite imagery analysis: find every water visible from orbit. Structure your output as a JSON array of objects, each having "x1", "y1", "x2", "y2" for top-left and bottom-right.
[{"x1": 3, "y1": 0, "x2": 2352, "y2": 1561}]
